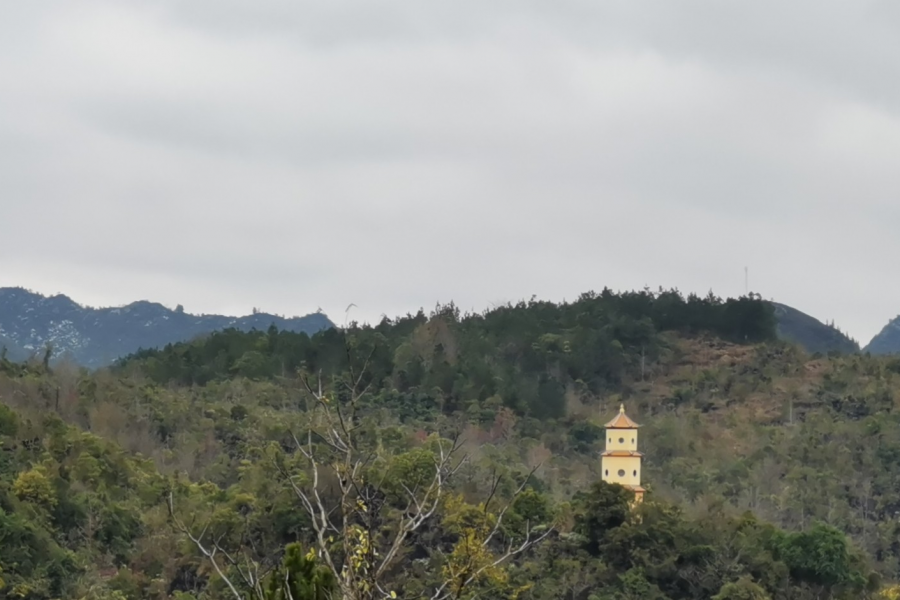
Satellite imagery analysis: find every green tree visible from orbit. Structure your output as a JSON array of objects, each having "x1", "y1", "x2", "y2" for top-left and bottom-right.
[
  {"x1": 775, "y1": 522, "x2": 867, "y2": 593},
  {"x1": 574, "y1": 481, "x2": 633, "y2": 556},
  {"x1": 13, "y1": 468, "x2": 58, "y2": 507},
  {"x1": 712, "y1": 577, "x2": 771, "y2": 600},
  {"x1": 617, "y1": 568, "x2": 664, "y2": 600},
  {"x1": 264, "y1": 544, "x2": 337, "y2": 600}
]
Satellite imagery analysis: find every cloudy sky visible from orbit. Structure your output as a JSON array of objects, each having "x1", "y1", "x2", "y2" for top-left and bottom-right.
[{"x1": 2, "y1": 1, "x2": 899, "y2": 344}]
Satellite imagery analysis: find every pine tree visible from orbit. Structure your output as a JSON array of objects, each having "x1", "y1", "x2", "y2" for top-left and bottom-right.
[{"x1": 264, "y1": 544, "x2": 338, "y2": 600}]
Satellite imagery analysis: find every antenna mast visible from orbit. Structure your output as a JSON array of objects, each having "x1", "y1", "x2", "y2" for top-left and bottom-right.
[{"x1": 745, "y1": 266, "x2": 749, "y2": 296}]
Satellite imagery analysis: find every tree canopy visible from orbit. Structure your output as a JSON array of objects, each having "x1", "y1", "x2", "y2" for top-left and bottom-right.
[{"x1": 0, "y1": 288, "x2": 896, "y2": 599}]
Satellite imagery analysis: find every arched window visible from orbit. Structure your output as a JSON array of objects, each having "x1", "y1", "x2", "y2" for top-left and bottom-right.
[
  {"x1": 633, "y1": 470, "x2": 637, "y2": 476},
  {"x1": 617, "y1": 469, "x2": 625, "y2": 477},
  {"x1": 631, "y1": 438, "x2": 635, "y2": 444},
  {"x1": 604, "y1": 470, "x2": 608, "y2": 476}
]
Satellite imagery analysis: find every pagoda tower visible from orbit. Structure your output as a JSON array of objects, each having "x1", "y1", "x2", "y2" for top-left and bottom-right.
[{"x1": 601, "y1": 404, "x2": 645, "y2": 503}]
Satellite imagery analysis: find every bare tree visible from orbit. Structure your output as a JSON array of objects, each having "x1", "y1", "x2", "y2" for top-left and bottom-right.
[
  {"x1": 275, "y1": 329, "x2": 554, "y2": 599},
  {"x1": 168, "y1": 491, "x2": 272, "y2": 600},
  {"x1": 274, "y1": 366, "x2": 467, "y2": 600},
  {"x1": 170, "y1": 334, "x2": 553, "y2": 600}
]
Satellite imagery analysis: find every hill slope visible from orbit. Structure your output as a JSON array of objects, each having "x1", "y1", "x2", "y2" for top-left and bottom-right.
[
  {"x1": 864, "y1": 316, "x2": 900, "y2": 355},
  {"x1": 0, "y1": 287, "x2": 333, "y2": 367},
  {"x1": 771, "y1": 301, "x2": 859, "y2": 354},
  {"x1": 0, "y1": 289, "x2": 895, "y2": 599},
  {"x1": 0, "y1": 289, "x2": 891, "y2": 599}
]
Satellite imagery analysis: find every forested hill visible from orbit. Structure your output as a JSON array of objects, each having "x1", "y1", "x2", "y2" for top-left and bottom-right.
[
  {"x1": 0, "y1": 287, "x2": 333, "y2": 368},
  {"x1": 121, "y1": 289, "x2": 777, "y2": 401},
  {"x1": 4, "y1": 289, "x2": 900, "y2": 600},
  {"x1": 0, "y1": 287, "x2": 858, "y2": 372}
]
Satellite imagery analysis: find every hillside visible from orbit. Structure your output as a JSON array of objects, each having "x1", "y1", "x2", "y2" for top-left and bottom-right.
[
  {"x1": 0, "y1": 289, "x2": 896, "y2": 599},
  {"x1": 0, "y1": 287, "x2": 333, "y2": 368},
  {"x1": 864, "y1": 316, "x2": 900, "y2": 355},
  {"x1": 771, "y1": 302, "x2": 859, "y2": 354}
]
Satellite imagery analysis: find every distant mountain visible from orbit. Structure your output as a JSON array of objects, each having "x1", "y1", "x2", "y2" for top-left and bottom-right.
[
  {"x1": 863, "y1": 317, "x2": 900, "y2": 355},
  {"x1": 0, "y1": 287, "x2": 334, "y2": 368},
  {"x1": 771, "y1": 302, "x2": 859, "y2": 354}
]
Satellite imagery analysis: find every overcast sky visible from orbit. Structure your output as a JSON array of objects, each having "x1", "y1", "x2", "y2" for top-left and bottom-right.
[{"x1": 2, "y1": 1, "x2": 899, "y2": 344}]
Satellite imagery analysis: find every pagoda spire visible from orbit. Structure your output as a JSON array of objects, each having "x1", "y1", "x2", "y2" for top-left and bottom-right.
[{"x1": 604, "y1": 404, "x2": 640, "y2": 429}]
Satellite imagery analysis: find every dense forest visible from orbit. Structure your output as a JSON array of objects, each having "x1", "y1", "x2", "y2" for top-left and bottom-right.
[{"x1": 1, "y1": 288, "x2": 899, "y2": 599}]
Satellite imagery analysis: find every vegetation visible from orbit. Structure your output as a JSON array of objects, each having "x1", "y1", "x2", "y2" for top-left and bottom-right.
[{"x1": 0, "y1": 288, "x2": 896, "y2": 599}]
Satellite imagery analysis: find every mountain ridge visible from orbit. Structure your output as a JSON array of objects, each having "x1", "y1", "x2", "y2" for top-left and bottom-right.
[
  {"x1": 0, "y1": 287, "x2": 868, "y2": 367},
  {"x1": 863, "y1": 315, "x2": 900, "y2": 355},
  {"x1": 770, "y1": 301, "x2": 860, "y2": 355},
  {"x1": 0, "y1": 287, "x2": 333, "y2": 367}
]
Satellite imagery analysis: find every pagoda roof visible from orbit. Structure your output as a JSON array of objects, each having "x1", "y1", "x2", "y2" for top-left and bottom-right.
[
  {"x1": 605, "y1": 404, "x2": 640, "y2": 429},
  {"x1": 601, "y1": 450, "x2": 644, "y2": 457}
]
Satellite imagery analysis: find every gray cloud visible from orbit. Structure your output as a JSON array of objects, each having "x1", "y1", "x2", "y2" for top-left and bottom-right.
[{"x1": 2, "y1": 0, "x2": 899, "y2": 344}]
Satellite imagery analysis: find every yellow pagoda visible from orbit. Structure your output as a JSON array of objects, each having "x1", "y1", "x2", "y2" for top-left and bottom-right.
[{"x1": 601, "y1": 404, "x2": 645, "y2": 503}]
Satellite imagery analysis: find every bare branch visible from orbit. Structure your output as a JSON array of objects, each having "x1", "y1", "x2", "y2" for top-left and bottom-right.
[
  {"x1": 483, "y1": 465, "x2": 540, "y2": 547},
  {"x1": 483, "y1": 469, "x2": 501, "y2": 514},
  {"x1": 168, "y1": 492, "x2": 246, "y2": 600}
]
